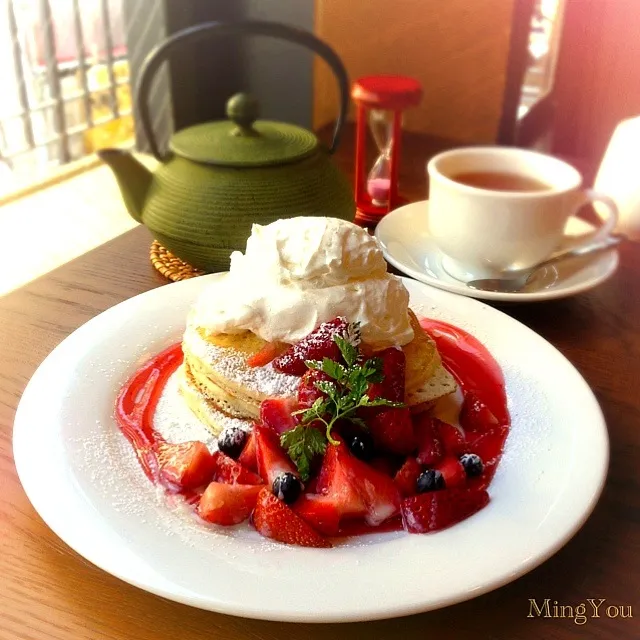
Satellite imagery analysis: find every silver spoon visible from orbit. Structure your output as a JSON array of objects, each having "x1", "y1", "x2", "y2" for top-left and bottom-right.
[{"x1": 466, "y1": 235, "x2": 623, "y2": 294}]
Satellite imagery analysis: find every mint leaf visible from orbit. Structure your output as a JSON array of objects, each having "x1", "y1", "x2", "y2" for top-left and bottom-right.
[
  {"x1": 319, "y1": 358, "x2": 348, "y2": 382},
  {"x1": 360, "y1": 396, "x2": 404, "y2": 408},
  {"x1": 344, "y1": 321, "x2": 362, "y2": 348},
  {"x1": 292, "y1": 397, "x2": 330, "y2": 423},
  {"x1": 334, "y1": 334, "x2": 359, "y2": 367},
  {"x1": 306, "y1": 360, "x2": 323, "y2": 372},
  {"x1": 347, "y1": 367, "x2": 369, "y2": 398},
  {"x1": 360, "y1": 357, "x2": 384, "y2": 383},
  {"x1": 311, "y1": 396, "x2": 327, "y2": 412},
  {"x1": 315, "y1": 379, "x2": 338, "y2": 398},
  {"x1": 297, "y1": 322, "x2": 405, "y2": 448},
  {"x1": 280, "y1": 426, "x2": 327, "y2": 481},
  {"x1": 348, "y1": 416, "x2": 369, "y2": 430},
  {"x1": 336, "y1": 393, "x2": 354, "y2": 412}
]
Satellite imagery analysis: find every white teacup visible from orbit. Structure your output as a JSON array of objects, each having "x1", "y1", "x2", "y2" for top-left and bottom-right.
[{"x1": 426, "y1": 147, "x2": 618, "y2": 281}]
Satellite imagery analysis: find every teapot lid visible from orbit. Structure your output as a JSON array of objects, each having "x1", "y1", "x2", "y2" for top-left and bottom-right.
[{"x1": 169, "y1": 93, "x2": 318, "y2": 167}]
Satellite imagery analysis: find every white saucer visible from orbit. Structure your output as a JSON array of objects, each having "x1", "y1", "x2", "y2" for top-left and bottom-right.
[{"x1": 375, "y1": 201, "x2": 619, "y2": 302}]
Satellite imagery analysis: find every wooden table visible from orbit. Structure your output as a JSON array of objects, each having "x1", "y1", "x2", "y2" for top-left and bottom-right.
[{"x1": 1, "y1": 132, "x2": 638, "y2": 640}]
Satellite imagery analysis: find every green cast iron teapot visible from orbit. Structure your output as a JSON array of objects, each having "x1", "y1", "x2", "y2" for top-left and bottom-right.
[{"x1": 98, "y1": 21, "x2": 354, "y2": 272}]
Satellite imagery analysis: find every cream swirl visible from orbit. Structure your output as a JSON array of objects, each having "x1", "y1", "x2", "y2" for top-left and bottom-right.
[{"x1": 190, "y1": 217, "x2": 414, "y2": 349}]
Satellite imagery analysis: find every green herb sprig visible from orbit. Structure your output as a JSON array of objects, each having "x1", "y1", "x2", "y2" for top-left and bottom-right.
[{"x1": 279, "y1": 322, "x2": 403, "y2": 480}]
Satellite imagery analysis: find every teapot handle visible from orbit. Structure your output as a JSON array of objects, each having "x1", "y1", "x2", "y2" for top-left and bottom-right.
[{"x1": 136, "y1": 20, "x2": 349, "y2": 161}]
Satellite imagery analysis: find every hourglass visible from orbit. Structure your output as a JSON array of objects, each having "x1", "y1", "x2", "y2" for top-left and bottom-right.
[{"x1": 352, "y1": 76, "x2": 422, "y2": 226}]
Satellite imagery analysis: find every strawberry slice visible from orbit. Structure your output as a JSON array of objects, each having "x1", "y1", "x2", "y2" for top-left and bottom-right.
[
  {"x1": 436, "y1": 456, "x2": 466, "y2": 488},
  {"x1": 414, "y1": 413, "x2": 444, "y2": 465},
  {"x1": 464, "y1": 425, "x2": 509, "y2": 492},
  {"x1": 367, "y1": 347, "x2": 406, "y2": 403},
  {"x1": 369, "y1": 456, "x2": 396, "y2": 477},
  {"x1": 199, "y1": 482, "x2": 262, "y2": 525},
  {"x1": 401, "y1": 487, "x2": 490, "y2": 533},
  {"x1": 297, "y1": 369, "x2": 332, "y2": 409},
  {"x1": 272, "y1": 317, "x2": 349, "y2": 376},
  {"x1": 292, "y1": 493, "x2": 341, "y2": 536},
  {"x1": 316, "y1": 441, "x2": 368, "y2": 520},
  {"x1": 345, "y1": 454, "x2": 401, "y2": 525},
  {"x1": 317, "y1": 440, "x2": 401, "y2": 526},
  {"x1": 364, "y1": 348, "x2": 415, "y2": 455},
  {"x1": 246, "y1": 341, "x2": 287, "y2": 367},
  {"x1": 305, "y1": 475, "x2": 319, "y2": 494},
  {"x1": 435, "y1": 419, "x2": 466, "y2": 456},
  {"x1": 260, "y1": 397, "x2": 298, "y2": 435},
  {"x1": 467, "y1": 425, "x2": 509, "y2": 472},
  {"x1": 369, "y1": 407, "x2": 416, "y2": 455},
  {"x1": 252, "y1": 488, "x2": 332, "y2": 548},
  {"x1": 156, "y1": 441, "x2": 215, "y2": 490},
  {"x1": 211, "y1": 451, "x2": 263, "y2": 485},
  {"x1": 459, "y1": 392, "x2": 500, "y2": 433},
  {"x1": 394, "y1": 457, "x2": 422, "y2": 497},
  {"x1": 254, "y1": 424, "x2": 298, "y2": 485},
  {"x1": 238, "y1": 429, "x2": 258, "y2": 472}
]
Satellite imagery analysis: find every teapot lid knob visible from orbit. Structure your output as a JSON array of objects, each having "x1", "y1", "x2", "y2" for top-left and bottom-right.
[
  {"x1": 227, "y1": 93, "x2": 260, "y2": 134},
  {"x1": 169, "y1": 91, "x2": 318, "y2": 166}
]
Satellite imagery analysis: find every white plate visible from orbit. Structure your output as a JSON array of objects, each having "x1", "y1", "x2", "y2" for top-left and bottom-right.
[
  {"x1": 375, "y1": 201, "x2": 619, "y2": 302},
  {"x1": 13, "y1": 275, "x2": 608, "y2": 622}
]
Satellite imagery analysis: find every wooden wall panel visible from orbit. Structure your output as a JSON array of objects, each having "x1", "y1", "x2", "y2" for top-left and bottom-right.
[{"x1": 313, "y1": 0, "x2": 515, "y2": 143}]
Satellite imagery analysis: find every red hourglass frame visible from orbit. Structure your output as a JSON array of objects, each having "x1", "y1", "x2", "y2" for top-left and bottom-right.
[{"x1": 352, "y1": 75, "x2": 423, "y2": 227}]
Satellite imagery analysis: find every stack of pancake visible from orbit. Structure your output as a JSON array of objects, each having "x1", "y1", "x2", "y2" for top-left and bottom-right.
[{"x1": 179, "y1": 310, "x2": 456, "y2": 436}]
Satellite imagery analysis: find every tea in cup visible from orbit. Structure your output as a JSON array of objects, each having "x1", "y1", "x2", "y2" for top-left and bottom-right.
[{"x1": 426, "y1": 147, "x2": 618, "y2": 280}]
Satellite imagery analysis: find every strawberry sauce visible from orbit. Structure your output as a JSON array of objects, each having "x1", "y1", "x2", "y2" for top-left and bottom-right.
[
  {"x1": 420, "y1": 319, "x2": 509, "y2": 425},
  {"x1": 338, "y1": 515, "x2": 404, "y2": 536},
  {"x1": 115, "y1": 343, "x2": 183, "y2": 482},
  {"x1": 115, "y1": 320, "x2": 510, "y2": 539}
]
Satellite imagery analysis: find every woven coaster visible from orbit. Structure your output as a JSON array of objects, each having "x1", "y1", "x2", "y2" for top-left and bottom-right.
[{"x1": 150, "y1": 240, "x2": 205, "y2": 281}]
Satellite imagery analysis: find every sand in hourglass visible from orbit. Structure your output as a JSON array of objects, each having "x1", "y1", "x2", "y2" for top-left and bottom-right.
[{"x1": 367, "y1": 177, "x2": 391, "y2": 205}]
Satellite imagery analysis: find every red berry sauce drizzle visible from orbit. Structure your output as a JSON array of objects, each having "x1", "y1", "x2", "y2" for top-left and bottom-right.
[
  {"x1": 115, "y1": 319, "x2": 511, "y2": 536},
  {"x1": 116, "y1": 344, "x2": 200, "y2": 504},
  {"x1": 419, "y1": 318, "x2": 510, "y2": 488},
  {"x1": 420, "y1": 319, "x2": 509, "y2": 425}
]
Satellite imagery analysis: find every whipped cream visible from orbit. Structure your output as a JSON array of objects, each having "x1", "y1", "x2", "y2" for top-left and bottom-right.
[{"x1": 190, "y1": 217, "x2": 414, "y2": 349}]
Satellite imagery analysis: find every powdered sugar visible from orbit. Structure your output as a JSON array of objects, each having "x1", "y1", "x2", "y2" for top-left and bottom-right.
[
  {"x1": 153, "y1": 369, "x2": 252, "y2": 451},
  {"x1": 272, "y1": 316, "x2": 347, "y2": 375},
  {"x1": 71, "y1": 417, "x2": 164, "y2": 517},
  {"x1": 183, "y1": 325, "x2": 299, "y2": 397}
]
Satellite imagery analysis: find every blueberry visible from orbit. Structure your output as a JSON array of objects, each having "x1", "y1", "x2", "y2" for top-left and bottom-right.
[
  {"x1": 217, "y1": 426, "x2": 247, "y2": 459},
  {"x1": 348, "y1": 431, "x2": 375, "y2": 460},
  {"x1": 272, "y1": 472, "x2": 303, "y2": 505},
  {"x1": 459, "y1": 453, "x2": 484, "y2": 478},
  {"x1": 416, "y1": 469, "x2": 445, "y2": 493}
]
